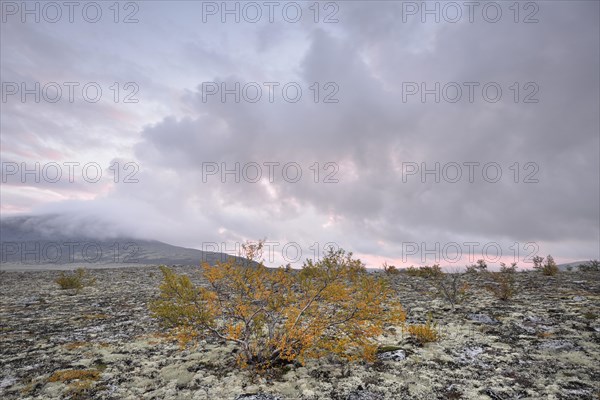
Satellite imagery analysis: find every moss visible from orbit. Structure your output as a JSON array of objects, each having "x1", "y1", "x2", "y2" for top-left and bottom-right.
[{"x1": 64, "y1": 341, "x2": 90, "y2": 350}]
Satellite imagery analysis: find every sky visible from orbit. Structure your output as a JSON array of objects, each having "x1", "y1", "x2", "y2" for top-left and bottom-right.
[{"x1": 1, "y1": 0, "x2": 599, "y2": 269}]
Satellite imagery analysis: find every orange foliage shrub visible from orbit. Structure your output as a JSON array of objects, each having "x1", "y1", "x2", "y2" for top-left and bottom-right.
[{"x1": 150, "y1": 242, "x2": 405, "y2": 370}]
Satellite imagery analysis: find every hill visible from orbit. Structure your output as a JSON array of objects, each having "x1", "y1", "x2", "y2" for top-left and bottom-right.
[{"x1": 0, "y1": 215, "x2": 235, "y2": 270}]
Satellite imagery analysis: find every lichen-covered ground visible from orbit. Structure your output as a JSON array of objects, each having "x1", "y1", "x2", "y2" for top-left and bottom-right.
[{"x1": 1, "y1": 267, "x2": 599, "y2": 399}]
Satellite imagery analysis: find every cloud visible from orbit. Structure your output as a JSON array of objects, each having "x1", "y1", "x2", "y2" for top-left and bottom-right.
[{"x1": 2, "y1": 1, "x2": 598, "y2": 267}]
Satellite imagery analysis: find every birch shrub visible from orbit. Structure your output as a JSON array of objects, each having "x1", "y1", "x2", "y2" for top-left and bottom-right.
[{"x1": 150, "y1": 243, "x2": 405, "y2": 370}]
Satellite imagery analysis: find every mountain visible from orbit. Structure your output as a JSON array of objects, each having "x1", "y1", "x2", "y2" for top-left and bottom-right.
[
  {"x1": 0, "y1": 215, "x2": 237, "y2": 271},
  {"x1": 557, "y1": 261, "x2": 593, "y2": 271}
]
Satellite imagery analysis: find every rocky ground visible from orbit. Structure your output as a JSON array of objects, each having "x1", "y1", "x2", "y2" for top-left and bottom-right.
[{"x1": 1, "y1": 266, "x2": 599, "y2": 399}]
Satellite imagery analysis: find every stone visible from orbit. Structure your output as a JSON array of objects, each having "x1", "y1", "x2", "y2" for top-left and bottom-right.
[
  {"x1": 377, "y1": 350, "x2": 406, "y2": 361},
  {"x1": 468, "y1": 313, "x2": 499, "y2": 325}
]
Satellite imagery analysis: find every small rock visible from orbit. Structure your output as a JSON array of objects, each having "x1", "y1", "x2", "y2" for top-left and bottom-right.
[
  {"x1": 0, "y1": 376, "x2": 17, "y2": 389},
  {"x1": 538, "y1": 340, "x2": 575, "y2": 351},
  {"x1": 346, "y1": 389, "x2": 384, "y2": 400},
  {"x1": 244, "y1": 385, "x2": 260, "y2": 394},
  {"x1": 464, "y1": 347, "x2": 484, "y2": 358},
  {"x1": 469, "y1": 314, "x2": 499, "y2": 325},
  {"x1": 377, "y1": 350, "x2": 406, "y2": 361},
  {"x1": 523, "y1": 315, "x2": 543, "y2": 324},
  {"x1": 235, "y1": 394, "x2": 282, "y2": 400}
]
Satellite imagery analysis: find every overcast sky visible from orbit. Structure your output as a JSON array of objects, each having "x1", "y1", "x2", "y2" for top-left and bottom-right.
[{"x1": 1, "y1": 1, "x2": 599, "y2": 268}]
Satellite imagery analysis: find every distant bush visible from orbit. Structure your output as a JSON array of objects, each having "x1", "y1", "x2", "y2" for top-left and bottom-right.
[
  {"x1": 405, "y1": 264, "x2": 443, "y2": 279},
  {"x1": 431, "y1": 271, "x2": 470, "y2": 311},
  {"x1": 382, "y1": 262, "x2": 400, "y2": 275},
  {"x1": 55, "y1": 268, "x2": 95, "y2": 294},
  {"x1": 499, "y1": 262, "x2": 518, "y2": 274},
  {"x1": 484, "y1": 264, "x2": 517, "y2": 301},
  {"x1": 578, "y1": 260, "x2": 600, "y2": 272},
  {"x1": 465, "y1": 259, "x2": 487, "y2": 274},
  {"x1": 533, "y1": 255, "x2": 559, "y2": 276},
  {"x1": 406, "y1": 314, "x2": 440, "y2": 345},
  {"x1": 150, "y1": 242, "x2": 405, "y2": 370}
]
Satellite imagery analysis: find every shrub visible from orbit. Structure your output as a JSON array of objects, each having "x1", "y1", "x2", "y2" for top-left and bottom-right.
[
  {"x1": 382, "y1": 262, "x2": 399, "y2": 275},
  {"x1": 579, "y1": 260, "x2": 600, "y2": 272},
  {"x1": 465, "y1": 259, "x2": 487, "y2": 273},
  {"x1": 533, "y1": 255, "x2": 559, "y2": 276},
  {"x1": 431, "y1": 271, "x2": 470, "y2": 310},
  {"x1": 499, "y1": 262, "x2": 518, "y2": 273},
  {"x1": 406, "y1": 314, "x2": 440, "y2": 345},
  {"x1": 484, "y1": 264, "x2": 517, "y2": 301},
  {"x1": 405, "y1": 266, "x2": 418, "y2": 276},
  {"x1": 55, "y1": 268, "x2": 95, "y2": 294},
  {"x1": 150, "y1": 243, "x2": 405, "y2": 370},
  {"x1": 406, "y1": 264, "x2": 443, "y2": 278},
  {"x1": 582, "y1": 311, "x2": 597, "y2": 320}
]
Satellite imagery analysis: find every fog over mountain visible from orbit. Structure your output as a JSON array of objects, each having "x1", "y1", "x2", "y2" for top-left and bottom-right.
[{"x1": 0, "y1": 214, "x2": 237, "y2": 270}]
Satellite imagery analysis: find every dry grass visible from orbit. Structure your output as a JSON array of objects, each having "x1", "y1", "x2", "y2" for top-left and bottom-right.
[
  {"x1": 48, "y1": 369, "x2": 101, "y2": 398},
  {"x1": 64, "y1": 341, "x2": 90, "y2": 350},
  {"x1": 536, "y1": 331, "x2": 555, "y2": 339},
  {"x1": 48, "y1": 369, "x2": 100, "y2": 383},
  {"x1": 406, "y1": 315, "x2": 440, "y2": 345}
]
